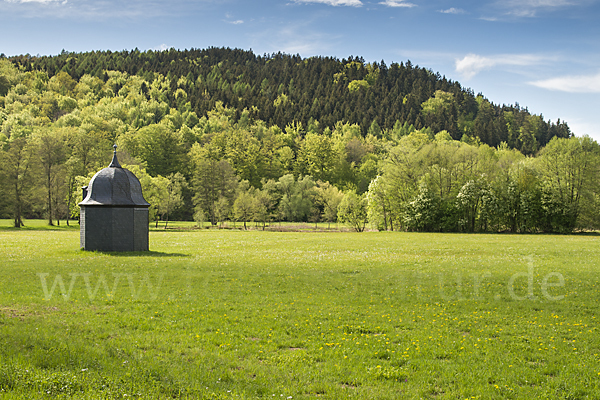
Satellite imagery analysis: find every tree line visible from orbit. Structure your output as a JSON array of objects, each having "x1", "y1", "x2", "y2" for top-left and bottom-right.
[
  {"x1": 0, "y1": 56, "x2": 597, "y2": 233},
  {"x1": 6, "y1": 47, "x2": 571, "y2": 154}
]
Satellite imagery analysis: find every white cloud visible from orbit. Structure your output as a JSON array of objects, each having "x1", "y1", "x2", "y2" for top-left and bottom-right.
[
  {"x1": 294, "y1": 0, "x2": 363, "y2": 6},
  {"x1": 379, "y1": 0, "x2": 416, "y2": 7},
  {"x1": 2, "y1": 0, "x2": 216, "y2": 19},
  {"x1": 223, "y1": 12, "x2": 243, "y2": 24},
  {"x1": 567, "y1": 120, "x2": 600, "y2": 140},
  {"x1": 5, "y1": 0, "x2": 64, "y2": 3},
  {"x1": 248, "y1": 17, "x2": 341, "y2": 57},
  {"x1": 152, "y1": 44, "x2": 169, "y2": 51},
  {"x1": 497, "y1": 0, "x2": 575, "y2": 17},
  {"x1": 508, "y1": 0, "x2": 572, "y2": 7},
  {"x1": 438, "y1": 7, "x2": 465, "y2": 14},
  {"x1": 529, "y1": 72, "x2": 600, "y2": 93},
  {"x1": 455, "y1": 53, "x2": 553, "y2": 79}
]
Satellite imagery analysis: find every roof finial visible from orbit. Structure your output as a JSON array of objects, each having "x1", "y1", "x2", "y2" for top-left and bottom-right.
[{"x1": 109, "y1": 144, "x2": 122, "y2": 168}]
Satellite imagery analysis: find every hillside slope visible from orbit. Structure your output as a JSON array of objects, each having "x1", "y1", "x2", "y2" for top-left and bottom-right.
[{"x1": 8, "y1": 47, "x2": 571, "y2": 152}]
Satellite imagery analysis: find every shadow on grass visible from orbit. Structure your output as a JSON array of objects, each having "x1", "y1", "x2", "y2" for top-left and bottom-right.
[
  {"x1": 571, "y1": 231, "x2": 600, "y2": 236},
  {"x1": 85, "y1": 250, "x2": 191, "y2": 257},
  {"x1": 0, "y1": 225, "x2": 80, "y2": 232}
]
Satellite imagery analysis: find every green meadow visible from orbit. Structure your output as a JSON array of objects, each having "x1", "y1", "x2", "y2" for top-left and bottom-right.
[{"x1": 1, "y1": 220, "x2": 600, "y2": 399}]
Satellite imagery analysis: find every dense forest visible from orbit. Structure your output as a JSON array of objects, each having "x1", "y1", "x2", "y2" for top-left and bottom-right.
[
  {"x1": 7, "y1": 48, "x2": 572, "y2": 152},
  {"x1": 0, "y1": 48, "x2": 598, "y2": 233}
]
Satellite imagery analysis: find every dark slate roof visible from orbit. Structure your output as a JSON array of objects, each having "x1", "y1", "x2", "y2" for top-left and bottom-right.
[{"x1": 79, "y1": 147, "x2": 150, "y2": 207}]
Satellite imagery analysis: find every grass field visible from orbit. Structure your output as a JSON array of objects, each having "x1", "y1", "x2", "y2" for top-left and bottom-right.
[{"x1": 1, "y1": 220, "x2": 600, "y2": 399}]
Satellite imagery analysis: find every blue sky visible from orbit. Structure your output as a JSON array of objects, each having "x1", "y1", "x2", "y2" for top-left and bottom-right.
[{"x1": 1, "y1": 0, "x2": 599, "y2": 140}]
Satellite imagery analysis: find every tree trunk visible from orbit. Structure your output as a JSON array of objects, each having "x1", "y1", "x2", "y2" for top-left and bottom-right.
[
  {"x1": 14, "y1": 181, "x2": 23, "y2": 228},
  {"x1": 66, "y1": 175, "x2": 74, "y2": 227},
  {"x1": 383, "y1": 204, "x2": 388, "y2": 231},
  {"x1": 46, "y1": 166, "x2": 54, "y2": 226}
]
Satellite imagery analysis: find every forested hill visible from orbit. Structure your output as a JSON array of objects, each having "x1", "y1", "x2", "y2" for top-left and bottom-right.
[{"x1": 8, "y1": 47, "x2": 571, "y2": 153}]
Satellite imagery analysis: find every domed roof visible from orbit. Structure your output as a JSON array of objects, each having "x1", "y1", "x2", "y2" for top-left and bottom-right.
[{"x1": 79, "y1": 146, "x2": 150, "y2": 207}]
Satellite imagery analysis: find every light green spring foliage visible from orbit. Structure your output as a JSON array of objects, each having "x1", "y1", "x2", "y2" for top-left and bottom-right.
[
  {"x1": 338, "y1": 190, "x2": 368, "y2": 232},
  {"x1": 367, "y1": 136, "x2": 600, "y2": 232},
  {"x1": 421, "y1": 90, "x2": 454, "y2": 117},
  {"x1": 0, "y1": 66, "x2": 598, "y2": 232},
  {"x1": 348, "y1": 79, "x2": 369, "y2": 92}
]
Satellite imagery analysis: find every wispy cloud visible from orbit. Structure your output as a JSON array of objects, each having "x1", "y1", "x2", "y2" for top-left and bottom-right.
[
  {"x1": 529, "y1": 72, "x2": 600, "y2": 93},
  {"x1": 5, "y1": 0, "x2": 63, "y2": 2},
  {"x1": 396, "y1": 49, "x2": 457, "y2": 66},
  {"x1": 4, "y1": 0, "x2": 67, "y2": 5},
  {"x1": 438, "y1": 7, "x2": 465, "y2": 14},
  {"x1": 225, "y1": 19, "x2": 243, "y2": 24},
  {"x1": 511, "y1": 0, "x2": 573, "y2": 6},
  {"x1": 278, "y1": 25, "x2": 338, "y2": 55},
  {"x1": 566, "y1": 120, "x2": 600, "y2": 138},
  {"x1": 152, "y1": 44, "x2": 170, "y2": 52},
  {"x1": 248, "y1": 16, "x2": 341, "y2": 57},
  {"x1": 495, "y1": 0, "x2": 575, "y2": 17},
  {"x1": 455, "y1": 53, "x2": 554, "y2": 79},
  {"x1": 1, "y1": 0, "x2": 216, "y2": 19},
  {"x1": 379, "y1": 0, "x2": 416, "y2": 7},
  {"x1": 294, "y1": 0, "x2": 363, "y2": 6}
]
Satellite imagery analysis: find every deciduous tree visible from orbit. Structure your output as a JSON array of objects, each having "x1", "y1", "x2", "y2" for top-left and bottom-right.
[
  {"x1": 338, "y1": 190, "x2": 367, "y2": 232},
  {"x1": 0, "y1": 136, "x2": 36, "y2": 227}
]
